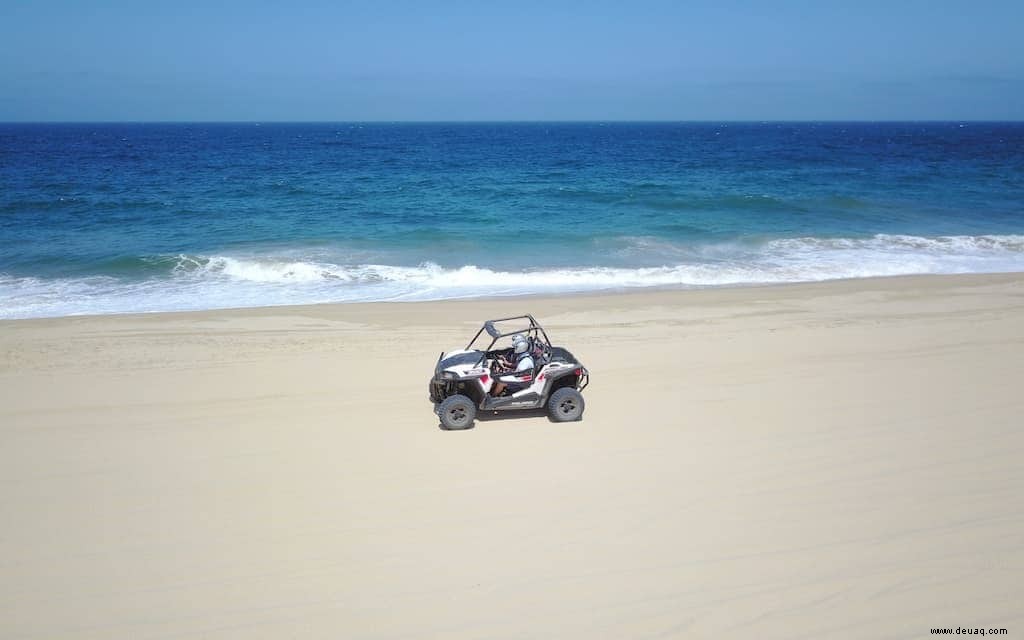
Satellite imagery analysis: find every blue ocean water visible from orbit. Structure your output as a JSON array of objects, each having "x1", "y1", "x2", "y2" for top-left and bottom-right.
[{"x1": 2, "y1": 122, "x2": 1023, "y2": 318}]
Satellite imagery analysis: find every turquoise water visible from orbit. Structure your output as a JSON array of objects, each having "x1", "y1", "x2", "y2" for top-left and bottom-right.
[{"x1": 2, "y1": 122, "x2": 1023, "y2": 318}]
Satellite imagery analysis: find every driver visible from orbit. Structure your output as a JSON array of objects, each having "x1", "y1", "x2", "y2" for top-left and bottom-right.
[{"x1": 492, "y1": 334, "x2": 535, "y2": 396}]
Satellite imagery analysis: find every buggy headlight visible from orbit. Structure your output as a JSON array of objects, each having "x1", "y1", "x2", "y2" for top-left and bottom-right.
[{"x1": 441, "y1": 371, "x2": 457, "y2": 380}]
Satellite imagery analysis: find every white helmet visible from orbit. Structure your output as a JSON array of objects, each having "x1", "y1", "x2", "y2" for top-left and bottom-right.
[{"x1": 512, "y1": 334, "x2": 529, "y2": 355}]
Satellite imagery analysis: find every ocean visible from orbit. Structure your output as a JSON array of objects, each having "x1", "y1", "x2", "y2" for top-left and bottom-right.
[{"x1": 2, "y1": 122, "x2": 1023, "y2": 319}]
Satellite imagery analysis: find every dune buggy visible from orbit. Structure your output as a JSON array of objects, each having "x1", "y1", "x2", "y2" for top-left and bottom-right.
[{"x1": 428, "y1": 314, "x2": 589, "y2": 430}]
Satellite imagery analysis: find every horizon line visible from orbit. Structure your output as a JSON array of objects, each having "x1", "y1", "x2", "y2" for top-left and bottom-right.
[{"x1": 3, "y1": 119, "x2": 1024, "y2": 125}]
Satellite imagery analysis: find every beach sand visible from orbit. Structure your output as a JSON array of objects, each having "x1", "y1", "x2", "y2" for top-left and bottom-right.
[{"x1": 1, "y1": 274, "x2": 1022, "y2": 639}]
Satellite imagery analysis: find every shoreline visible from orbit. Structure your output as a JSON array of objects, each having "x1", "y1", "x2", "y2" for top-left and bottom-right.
[{"x1": 3, "y1": 270, "x2": 1023, "y2": 325}]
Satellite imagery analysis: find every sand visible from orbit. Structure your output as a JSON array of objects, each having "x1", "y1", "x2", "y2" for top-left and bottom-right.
[{"x1": 1, "y1": 273, "x2": 1022, "y2": 639}]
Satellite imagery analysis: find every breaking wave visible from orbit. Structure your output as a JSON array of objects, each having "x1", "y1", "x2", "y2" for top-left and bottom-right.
[{"x1": 2, "y1": 234, "x2": 1023, "y2": 319}]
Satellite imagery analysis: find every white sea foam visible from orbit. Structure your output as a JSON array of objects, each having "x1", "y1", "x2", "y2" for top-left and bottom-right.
[{"x1": 2, "y1": 234, "x2": 1024, "y2": 319}]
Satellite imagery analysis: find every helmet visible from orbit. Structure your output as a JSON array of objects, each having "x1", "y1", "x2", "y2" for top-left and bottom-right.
[{"x1": 512, "y1": 334, "x2": 529, "y2": 355}]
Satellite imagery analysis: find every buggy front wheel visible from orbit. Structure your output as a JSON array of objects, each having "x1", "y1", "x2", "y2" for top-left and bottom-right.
[
  {"x1": 548, "y1": 387, "x2": 584, "y2": 422},
  {"x1": 438, "y1": 394, "x2": 477, "y2": 430}
]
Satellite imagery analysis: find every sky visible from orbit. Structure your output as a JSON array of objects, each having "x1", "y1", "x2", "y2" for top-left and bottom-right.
[{"x1": 1, "y1": 0, "x2": 1022, "y2": 121}]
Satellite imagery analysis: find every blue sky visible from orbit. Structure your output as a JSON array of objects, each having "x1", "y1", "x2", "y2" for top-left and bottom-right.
[{"x1": 1, "y1": 0, "x2": 1022, "y2": 120}]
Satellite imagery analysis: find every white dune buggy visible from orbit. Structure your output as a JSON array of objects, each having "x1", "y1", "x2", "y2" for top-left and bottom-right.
[{"x1": 428, "y1": 315, "x2": 589, "y2": 430}]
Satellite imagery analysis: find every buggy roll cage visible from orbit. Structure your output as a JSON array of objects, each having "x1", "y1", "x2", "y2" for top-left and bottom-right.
[{"x1": 465, "y1": 315, "x2": 553, "y2": 366}]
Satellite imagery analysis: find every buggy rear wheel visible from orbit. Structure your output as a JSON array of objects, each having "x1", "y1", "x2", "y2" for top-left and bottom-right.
[
  {"x1": 438, "y1": 394, "x2": 477, "y2": 430},
  {"x1": 548, "y1": 387, "x2": 584, "y2": 422}
]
